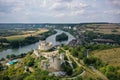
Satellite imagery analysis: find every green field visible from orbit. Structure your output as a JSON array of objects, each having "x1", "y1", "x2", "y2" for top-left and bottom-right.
[
  {"x1": 85, "y1": 24, "x2": 120, "y2": 34},
  {"x1": 91, "y1": 48, "x2": 120, "y2": 66},
  {"x1": 1, "y1": 29, "x2": 48, "y2": 41}
]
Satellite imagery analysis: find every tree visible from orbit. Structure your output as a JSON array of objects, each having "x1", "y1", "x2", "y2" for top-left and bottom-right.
[
  {"x1": 3, "y1": 76, "x2": 10, "y2": 80},
  {"x1": 61, "y1": 62, "x2": 73, "y2": 75},
  {"x1": 26, "y1": 57, "x2": 34, "y2": 67},
  {"x1": 0, "y1": 38, "x2": 8, "y2": 44},
  {"x1": 6, "y1": 55, "x2": 11, "y2": 59},
  {"x1": 0, "y1": 63, "x2": 3, "y2": 71}
]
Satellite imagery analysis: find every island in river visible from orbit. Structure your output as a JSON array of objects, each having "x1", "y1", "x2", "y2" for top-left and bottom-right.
[
  {"x1": 0, "y1": 29, "x2": 75, "y2": 59},
  {"x1": 56, "y1": 33, "x2": 68, "y2": 42}
]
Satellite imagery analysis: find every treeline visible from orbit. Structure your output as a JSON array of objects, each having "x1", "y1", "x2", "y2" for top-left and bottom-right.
[
  {"x1": 62, "y1": 29, "x2": 77, "y2": 37},
  {"x1": 56, "y1": 33, "x2": 68, "y2": 42},
  {"x1": 85, "y1": 44, "x2": 115, "y2": 51},
  {"x1": 39, "y1": 30, "x2": 57, "y2": 40},
  {"x1": 100, "y1": 65, "x2": 120, "y2": 80},
  {"x1": 84, "y1": 31, "x2": 120, "y2": 44},
  {"x1": 9, "y1": 36, "x2": 39, "y2": 48},
  {"x1": 0, "y1": 38, "x2": 9, "y2": 49},
  {"x1": 83, "y1": 56, "x2": 120, "y2": 80},
  {"x1": 83, "y1": 57, "x2": 107, "y2": 69},
  {"x1": 62, "y1": 45, "x2": 86, "y2": 60},
  {"x1": 82, "y1": 43, "x2": 120, "y2": 80},
  {"x1": 0, "y1": 36, "x2": 39, "y2": 49},
  {"x1": 0, "y1": 30, "x2": 57, "y2": 49}
]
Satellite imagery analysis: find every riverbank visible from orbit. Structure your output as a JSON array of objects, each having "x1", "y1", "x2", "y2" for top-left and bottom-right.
[
  {"x1": 0, "y1": 29, "x2": 75, "y2": 59},
  {"x1": 0, "y1": 29, "x2": 57, "y2": 50}
]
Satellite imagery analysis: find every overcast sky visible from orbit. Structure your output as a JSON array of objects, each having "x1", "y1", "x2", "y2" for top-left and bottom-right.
[{"x1": 0, "y1": 0, "x2": 120, "y2": 23}]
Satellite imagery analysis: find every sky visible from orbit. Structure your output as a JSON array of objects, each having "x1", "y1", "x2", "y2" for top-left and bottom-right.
[{"x1": 0, "y1": 0, "x2": 120, "y2": 23}]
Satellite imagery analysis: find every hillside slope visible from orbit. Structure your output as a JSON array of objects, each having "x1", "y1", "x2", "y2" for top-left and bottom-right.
[{"x1": 91, "y1": 48, "x2": 120, "y2": 66}]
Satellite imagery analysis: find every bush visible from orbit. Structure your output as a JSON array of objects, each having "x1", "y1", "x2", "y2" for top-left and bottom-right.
[
  {"x1": 61, "y1": 61, "x2": 73, "y2": 75},
  {"x1": 26, "y1": 58, "x2": 34, "y2": 67}
]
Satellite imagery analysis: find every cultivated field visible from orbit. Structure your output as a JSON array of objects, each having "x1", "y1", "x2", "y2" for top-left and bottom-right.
[
  {"x1": 2, "y1": 29, "x2": 48, "y2": 41},
  {"x1": 85, "y1": 24, "x2": 120, "y2": 34},
  {"x1": 91, "y1": 48, "x2": 120, "y2": 66}
]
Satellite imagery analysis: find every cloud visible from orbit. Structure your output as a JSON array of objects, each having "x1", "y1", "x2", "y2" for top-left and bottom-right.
[
  {"x1": 70, "y1": 10, "x2": 85, "y2": 16},
  {"x1": 49, "y1": 2, "x2": 68, "y2": 11},
  {"x1": 49, "y1": 0, "x2": 88, "y2": 11},
  {"x1": 107, "y1": 0, "x2": 120, "y2": 8},
  {"x1": 111, "y1": 0, "x2": 120, "y2": 6},
  {"x1": 55, "y1": 13, "x2": 66, "y2": 17},
  {"x1": 56, "y1": 0, "x2": 73, "y2": 2},
  {"x1": 0, "y1": 0, "x2": 119, "y2": 23},
  {"x1": 104, "y1": 10, "x2": 120, "y2": 15}
]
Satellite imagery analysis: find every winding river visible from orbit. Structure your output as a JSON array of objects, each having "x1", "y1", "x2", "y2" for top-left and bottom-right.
[{"x1": 0, "y1": 29, "x2": 75, "y2": 59}]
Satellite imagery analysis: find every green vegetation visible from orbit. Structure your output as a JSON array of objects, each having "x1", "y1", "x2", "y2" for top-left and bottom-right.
[
  {"x1": 83, "y1": 56, "x2": 120, "y2": 80},
  {"x1": 0, "y1": 51, "x2": 60, "y2": 80},
  {"x1": 87, "y1": 46, "x2": 120, "y2": 80},
  {"x1": 92, "y1": 47, "x2": 120, "y2": 66},
  {"x1": 39, "y1": 30, "x2": 57, "y2": 40},
  {"x1": 86, "y1": 44, "x2": 115, "y2": 51},
  {"x1": 83, "y1": 57, "x2": 107, "y2": 69},
  {"x1": 73, "y1": 67, "x2": 83, "y2": 76},
  {"x1": 56, "y1": 33, "x2": 68, "y2": 42},
  {"x1": 61, "y1": 61, "x2": 73, "y2": 75},
  {"x1": 69, "y1": 46, "x2": 86, "y2": 60},
  {"x1": 0, "y1": 63, "x2": 3, "y2": 71},
  {"x1": 100, "y1": 66, "x2": 120, "y2": 80},
  {"x1": 0, "y1": 29, "x2": 22, "y2": 37},
  {"x1": 82, "y1": 23, "x2": 120, "y2": 34},
  {"x1": 111, "y1": 29, "x2": 118, "y2": 32},
  {"x1": 9, "y1": 36, "x2": 39, "y2": 48},
  {"x1": 6, "y1": 54, "x2": 16, "y2": 59},
  {"x1": 0, "y1": 30, "x2": 57, "y2": 49},
  {"x1": 26, "y1": 57, "x2": 35, "y2": 67},
  {"x1": 62, "y1": 29, "x2": 77, "y2": 37},
  {"x1": 84, "y1": 31, "x2": 120, "y2": 44}
]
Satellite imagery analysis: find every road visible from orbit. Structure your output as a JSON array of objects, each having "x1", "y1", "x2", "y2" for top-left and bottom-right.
[
  {"x1": 64, "y1": 71, "x2": 85, "y2": 80},
  {"x1": 87, "y1": 50, "x2": 109, "y2": 80},
  {"x1": 89, "y1": 66, "x2": 109, "y2": 80},
  {"x1": 86, "y1": 49, "x2": 89, "y2": 58},
  {"x1": 62, "y1": 48, "x2": 109, "y2": 80}
]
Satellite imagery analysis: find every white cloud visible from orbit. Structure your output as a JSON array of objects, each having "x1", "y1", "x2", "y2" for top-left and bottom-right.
[
  {"x1": 70, "y1": 10, "x2": 85, "y2": 16},
  {"x1": 49, "y1": 2, "x2": 68, "y2": 10},
  {"x1": 104, "y1": 10, "x2": 120, "y2": 15},
  {"x1": 0, "y1": 0, "x2": 119, "y2": 23},
  {"x1": 55, "y1": 13, "x2": 66, "y2": 17},
  {"x1": 49, "y1": 0, "x2": 88, "y2": 11},
  {"x1": 111, "y1": 0, "x2": 120, "y2": 6}
]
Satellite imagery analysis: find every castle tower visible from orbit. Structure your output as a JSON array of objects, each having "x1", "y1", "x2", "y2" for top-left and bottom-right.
[{"x1": 38, "y1": 41, "x2": 52, "y2": 51}]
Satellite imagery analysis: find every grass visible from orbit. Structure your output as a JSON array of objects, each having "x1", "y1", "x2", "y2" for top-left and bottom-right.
[
  {"x1": 81, "y1": 71, "x2": 99, "y2": 80},
  {"x1": 91, "y1": 47, "x2": 120, "y2": 66},
  {"x1": 94, "y1": 29, "x2": 120, "y2": 34},
  {"x1": 2, "y1": 29, "x2": 48, "y2": 41},
  {"x1": 86, "y1": 28, "x2": 120, "y2": 34},
  {"x1": 85, "y1": 23, "x2": 120, "y2": 34}
]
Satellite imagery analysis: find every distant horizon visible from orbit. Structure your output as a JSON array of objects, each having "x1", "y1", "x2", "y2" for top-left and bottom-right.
[{"x1": 0, "y1": 22, "x2": 120, "y2": 24}]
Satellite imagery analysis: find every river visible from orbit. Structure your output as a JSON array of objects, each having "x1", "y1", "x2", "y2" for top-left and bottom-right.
[{"x1": 0, "y1": 29, "x2": 75, "y2": 59}]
